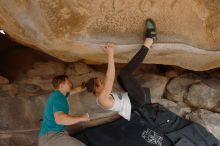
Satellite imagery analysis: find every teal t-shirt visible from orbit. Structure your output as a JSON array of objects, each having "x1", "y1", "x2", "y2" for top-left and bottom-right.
[{"x1": 39, "y1": 90, "x2": 70, "y2": 137}]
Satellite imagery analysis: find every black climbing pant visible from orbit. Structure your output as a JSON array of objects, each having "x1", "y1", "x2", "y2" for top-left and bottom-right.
[{"x1": 117, "y1": 45, "x2": 151, "y2": 107}]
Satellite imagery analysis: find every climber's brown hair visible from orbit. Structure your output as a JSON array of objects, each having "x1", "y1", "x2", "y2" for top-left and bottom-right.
[
  {"x1": 84, "y1": 77, "x2": 97, "y2": 94},
  {"x1": 52, "y1": 75, "x2": 69, "y2": 89}
]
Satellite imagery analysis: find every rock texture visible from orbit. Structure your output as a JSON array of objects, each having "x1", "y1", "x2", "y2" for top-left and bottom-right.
[
  {"x1": 138, "y1": 73, "x2": 169, "y2": 99},
  {"x1": 186, "y1": 81, "x2": 220, "y2": 111},
  {"x1": 0, "y1": 76, "x2": 9, "y2": 84},
  {"x1": 0, "y1": 0, "x2": 220, "y2": 71},
  {"x1": 188, "y1": 109, "x2": 220, "y2": 140},
  {"x1": 166, "y1": 73, "x2": 220, "y2": 112},
  {"x1": 166, "y1": 73, "x2": 201, "y2": 102}
]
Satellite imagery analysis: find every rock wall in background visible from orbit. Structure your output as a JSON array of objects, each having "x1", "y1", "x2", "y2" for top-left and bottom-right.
[
  {"x1": 0, "y1": 0, "x2": 220, "y2": 71},
  {"x1": 0, "y1": 61, "x2": 220, "y2": 146}
]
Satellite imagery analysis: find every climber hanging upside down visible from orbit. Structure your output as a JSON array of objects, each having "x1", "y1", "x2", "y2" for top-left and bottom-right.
[{"x1": 84, "y1": 19, "x2": 157, "y2": 120}]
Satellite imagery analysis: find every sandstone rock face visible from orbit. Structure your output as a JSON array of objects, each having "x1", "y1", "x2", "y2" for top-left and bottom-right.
[
  {"x1": 0, "y1": 83, "x2": 17, "y2": 97},
  {"x1": 166, "y1": 74, "x2": 201, "y2": 102},
  {"x1": 0, "y1": 131, "x2": 38, "y2": 146},
  {"x1": 66, "y1": 62, "x2": 94, "y2": 75},
  {"x1": 166, "y1": 73, "x2": 220, "y2": 111},
  {"x1": 186, "y1": 81, "x2": 220, "y2": 110},
  {"x1": 0, "y1": 0, "x2": 220, "y2": 71},
  {"x1": 188, "y1": 109, "x2": 220, "y2": 140},
  {"x1": 138, "y1": 74, "x2": 169, "y2": 99},
  {"x1": 0, "y1": 76, "x2": 9, "y2": 84},
  {"x1": 16, "y1": 61, "x2": 66, "y2": 91},
  {"x1": 26, "y1": 61, "x2": 66, "y2": 78},
  {"x1": 0, "y1": 94, "x2": 48, "y2": 130}
]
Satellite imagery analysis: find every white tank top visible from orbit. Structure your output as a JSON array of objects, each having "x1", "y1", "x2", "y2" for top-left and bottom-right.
[{"x1": 96, "y1": 92, "x2": 131, "y2": 121}]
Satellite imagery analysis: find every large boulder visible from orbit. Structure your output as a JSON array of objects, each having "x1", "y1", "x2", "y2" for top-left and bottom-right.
[
  {"x1": 0, "y1": 94, "x2": 47, "y2": 130},
  {"x1": 0, "y1": 0, "x2": 220, "y2": 71},
  {"x1": 66, "y1": 62, "x2": 94, "y2": 76},
  {"x1": 166, "y1": 73, "x2": 201, "y2": 102},
  {"x1": 15, "y1": 61, "x2": 98, "y2": 91},
  {"x1": 186, "y1": 78, "x2": 220, "y2": 111},
  {"x1": 188, "y1": 109, "x2": 220, "y2": 140},
  {"x1": 26, "y1": 61, "x2": 66, "y2": 78},
  {"x1": 0, "y1": 83, "x2": 17, "y2": 97},
  {"x1": 138, "y1": 74, "x2": 169, "y2": 99},
  {"x1": 0, "y1": 76, "x2": 9, "y2": 84},
  {"x1": 17, "y1": 77, "x2": 54, "y2": 91},
  {"x1": 15, "y1": 61, "x2": 66, "y2": 91},
  {"x1": 0, "y1": 131, "x2": 38, "y2": 146}
]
